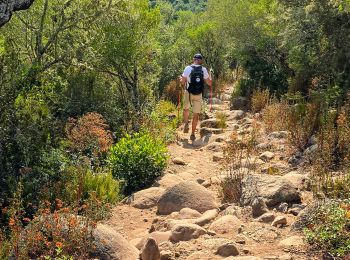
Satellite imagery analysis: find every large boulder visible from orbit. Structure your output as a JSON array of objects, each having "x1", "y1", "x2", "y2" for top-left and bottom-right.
[
  {"x1": 126, "y1": 187, "x2": 165, "y2": 209},
  {"x1": 157, "y1": 181, "x2": 218, "y2": 215},
  {"x1": 281, "y1": 172, "x2": 311, "y2": 191},
  {"x1": 140, "y1": 238, "x2": 161, "y2": 260},
  {"x1": 170, "y1": 223, "x2": 207, "y2": 242},
  {"x1": 209, "y1": 215, "x2": 243, "y2": 235},
  {"x1": 230, "y1": 97, "x2": 248, "y2": 111},
  {"x1": 241, "y1": 174, "x2": 301, "y2": 207},
  {"x1": 93, "y1": 224, "x2": 139, "y2": 260}
]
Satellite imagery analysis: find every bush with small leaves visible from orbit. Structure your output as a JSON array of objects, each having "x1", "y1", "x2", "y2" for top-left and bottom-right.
[{"x1": 108, "y1": 132, "x2": 168, "y2": 195}]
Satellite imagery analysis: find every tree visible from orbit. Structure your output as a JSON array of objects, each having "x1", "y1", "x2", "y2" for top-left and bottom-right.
[{"x1": 0, "y1": 0, "x2": 35, "y2": 27}]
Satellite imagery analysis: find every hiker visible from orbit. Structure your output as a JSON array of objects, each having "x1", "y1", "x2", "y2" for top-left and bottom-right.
[{"x1": 180, "y1": 53, "x2": 212, "y2": 141}]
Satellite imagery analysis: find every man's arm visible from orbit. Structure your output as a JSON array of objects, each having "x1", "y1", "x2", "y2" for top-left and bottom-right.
[
  {"x1": 205, "y1": 78, "x2": 212, "y2": 87},
  {"x1": 180, "y1": 76, "x2": 187, "y2": 86}
]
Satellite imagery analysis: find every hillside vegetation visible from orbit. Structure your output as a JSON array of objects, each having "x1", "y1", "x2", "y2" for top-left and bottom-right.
[{"x1": 1, "y1": 0, "x2": 350, "y2": 258}]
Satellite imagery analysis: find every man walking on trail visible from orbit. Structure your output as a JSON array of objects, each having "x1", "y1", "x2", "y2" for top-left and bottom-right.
[{"x1": 180, "y1": 53, "x2": 212, "y2": 141}]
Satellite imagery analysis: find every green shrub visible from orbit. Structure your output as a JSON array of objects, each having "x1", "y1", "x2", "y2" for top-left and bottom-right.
[
  {"x1": 142, "y1": 100, "x2": 180, "y2": 144},
  {"x1": 304, "y1": 202, "x2": 350, "y2": 257},
  {"x1": 84, "y1": 171, "x2": 120, "y2": 204},
  {"x1": 108, "y1": 132, "x2": 168, "y2": 194}
]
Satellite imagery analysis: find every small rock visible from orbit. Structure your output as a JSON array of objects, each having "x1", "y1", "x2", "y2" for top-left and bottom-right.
[
  {"x1": 160, "y1": 250, "x2": 172, "y2": 260},
  {"x1": 200, "y1": 127, "x2": 224, "y2": 137},
  {"x1": 256, "y1": 142, "x2": 272, "y2": 150},
  {"x1": 255, "y1": 212, "x2": 275, "y2": 223},
  {"x1": 140, "y1": 238, "x2": 160, "y2": 260},
  {"x1": 193, "y1": 209, "x2": 219, "y2": 226},
  {"x1": 271, "y1": 216, "x2": 287, "y2": 227},
  {"x1": 229, "y1": 110, "x2": 246, "y2": 120},
  {"x1": 243, "y1": 248, "x2": 250, "y2": 254},
  {"x1": 170, "y1": 223, "x2": 207, "y2": 243},
  {"x1": 288, "y1": 207, "x2": 302, "y2": 216},
  {"x1": 268, "y1": 131, "x2": 289, "y2": 139},
  {"x1": 277, "y1": 203, "x2": 289, "y2": 213},
  {"x1": 259, "y1": 151, "x2": 275, "y2": 162},
  {"x1": 230, "y1": 97, "x2": 248, "y2": 111},
  {"x1": 127, "y1": 187, "x2": 165, "y2": 209},
  {"x1": 172, "y1": 157, "x2": 186, "y2": 165},
  {"x1": 213, "y1": 153, "x2": 224, "y2": 162},
  {"x1": 251, "y1": 197, "x2": 268, "y2": 218},
  {"x1": 279, "y1": 235, "x2": 304, "y2": 247},
  {"x1": 210, "y1": 215, "x2": 243, "y2": 235},
  {"x1": 216, "y1": 242, "x2": 239, "y2": 257},
  {"x1": 206, "y1": 142, "x2": 225, "y2": 152},
  {"x1": 202, "y1": 181, "x2": 211, "y2": 188},
  {"x1": 201, "y1": 118, "x2": 223, "y2": 128},
  {"x1": 279, "y1": 254, "x2": 293, "y2": 260},
  {"x1": 179, "y1": 208, "x2": 202, "y2": 219},
  {"x1": 196, "y1": 178, "x2": 206, "y2": 184},
  {"x1": 209, "y1": 97, "x2": 224, "y2": 105}
]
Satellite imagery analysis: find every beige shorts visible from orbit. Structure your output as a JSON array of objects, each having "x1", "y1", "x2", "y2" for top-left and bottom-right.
[{"x1": 184, "y1": 90, "x2": 202, "y2": 114}]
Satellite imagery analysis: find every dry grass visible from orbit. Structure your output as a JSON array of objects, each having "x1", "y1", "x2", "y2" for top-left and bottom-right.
[
  {"x1": 250, "y1": 88, "x2": 270, "y2": 113},
  {"x1": 262, "y1": 99, "x2": 319, "y2": 152},
  {"x1": 219, "y1": 125, "x2": 259, "y2": 204},
  {"x1": 163, "y1": 80, "x2": 181, "y2": 105},
  {"x1": 215, "y1": 111, "x2": 227, "y2": 129}
]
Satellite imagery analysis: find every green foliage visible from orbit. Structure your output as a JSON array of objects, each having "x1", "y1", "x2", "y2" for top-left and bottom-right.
[
  {"x1": 84, "y1": 171, "x2": 120, "y2": 204},
  {"x1": 304, "y1": 202, "x2": 350, "y2": 257},
  {"x1": 108, "y1": 132, "x2": 168, "y2": 194},
  {"x1": 143, "y1": 100, "x2": 180, "y2": 143}
]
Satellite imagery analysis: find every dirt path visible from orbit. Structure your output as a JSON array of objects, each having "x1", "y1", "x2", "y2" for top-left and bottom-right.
[{"x1": 104, "y1": 86, "x2": 319, "y2": 260}]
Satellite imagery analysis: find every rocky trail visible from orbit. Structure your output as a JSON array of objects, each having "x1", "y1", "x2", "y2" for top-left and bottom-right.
[{"x1": 96, "y1": 86, "x2": 319, "y2": 260}]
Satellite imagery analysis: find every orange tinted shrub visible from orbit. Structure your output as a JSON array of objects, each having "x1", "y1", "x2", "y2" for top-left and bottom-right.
[{"x1": 65, "y1": 112, "x2": 113, "y2": 156}]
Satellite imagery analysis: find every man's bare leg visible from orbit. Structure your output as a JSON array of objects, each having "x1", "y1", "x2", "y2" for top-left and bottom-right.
[
  {"x1": 183, "y1": 108, "x2": 190, "y2": 133},
  {"x1": 190, "y1": 113, "x2": 199, "y2": 140}
]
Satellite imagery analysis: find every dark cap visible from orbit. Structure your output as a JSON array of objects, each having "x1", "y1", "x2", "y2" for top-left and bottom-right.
[{"x1": 193, "y1": 53, "x2": 203, "y2": 60}]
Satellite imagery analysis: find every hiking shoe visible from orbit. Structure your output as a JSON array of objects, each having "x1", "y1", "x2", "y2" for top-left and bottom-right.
[
  {"x1": 190, "y1": 134, "x2": 196, "y2": 141},
  {"x1": 184, "y1": 123, "x2": 189, "y2": 133}
]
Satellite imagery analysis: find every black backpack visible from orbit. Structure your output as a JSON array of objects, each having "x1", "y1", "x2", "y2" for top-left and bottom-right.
[{"x1": 188, "y1": 65, "x2": 204, "y2": 95}]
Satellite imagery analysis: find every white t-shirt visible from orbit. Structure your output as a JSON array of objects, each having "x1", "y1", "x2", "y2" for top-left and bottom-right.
[{"x1": 182, "y1": 65, "x2": 210, "y2": 88}]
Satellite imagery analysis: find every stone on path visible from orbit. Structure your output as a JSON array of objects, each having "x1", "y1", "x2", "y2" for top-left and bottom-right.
[
  {"x1": 179, "y1": 208, "x2": 202, "y2": 219},
  {"x1": 255, "y1": 212, "x2": 275, "y2": 223},
  {"x1": 279, "y1": 235, "x2": 305, "y2": 247},
  {"x1": 200, "y1": 127, "x2": 225, "y2": 137},
  {"x1": 209, "y1": 215, "x2": 243, "y2": 235},
  {"x1": 230, "y1": 97, "x2": 248, "y2": 111},
  {"x1": 282, "y1": 172, "x2": 311, "y2": 191},
  {"x1": 93, "y1": 224, "x2": 139, "y2": 260},
  {"x1": 201, "y1": 118, "x2": 222, "y2": 128},
  {"x1": 140, "y1": 238, "x2": 161, "y2": 260},
  {"x1": 259, "y1": 151, "x2": 275, "y2": 162},
  {"x1": 172, "y1": 157, "x2": 186, "y2": 165},
  {"x1": 157, "y1": 181, "x2": 218, "y2": 215},
  {"x1": 170, "y1": 223, "x2": 207, "y2": 242},
  {"x1": 193, "y1": 209, "x2": 219, "y2": 226},
  {"x1": 216, "y1": 241, "x2": 239, "y2": 257},
  {"x1": 251, "y1": 197, "x2": 269, "y2": 218},
  {"x1": 241, "y1": 174, "x2": 301, "y2": 207},
  {"x1": 127, "y1": 187, "x2": 165, "y2": 209},
  {"x1": 271, "y1": 216, "x2": 287, "y2": 227},
  {"x1": 213, "y1": 152, "x2": 224, "y2": 162}
]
